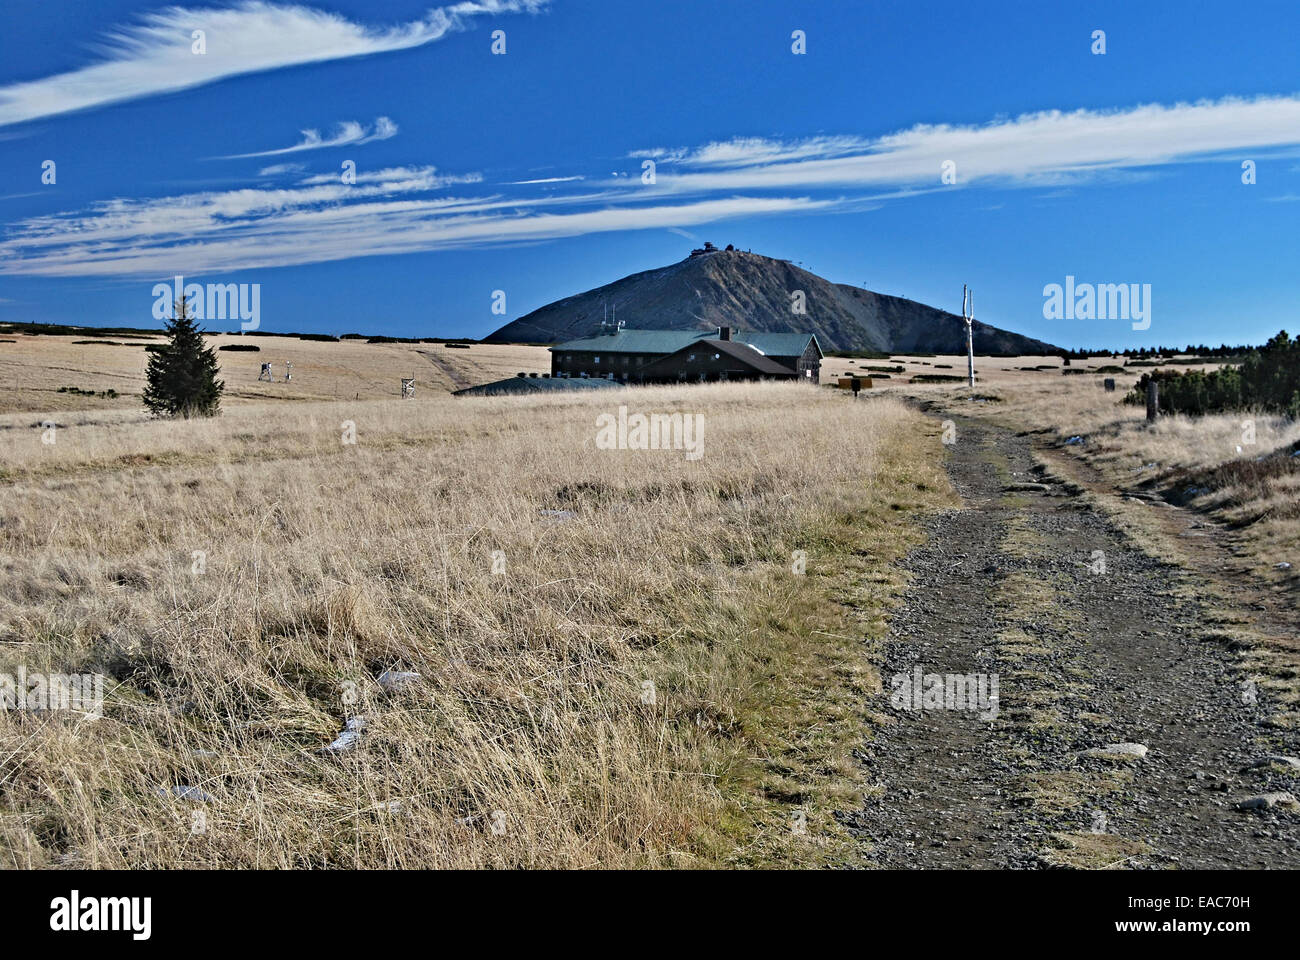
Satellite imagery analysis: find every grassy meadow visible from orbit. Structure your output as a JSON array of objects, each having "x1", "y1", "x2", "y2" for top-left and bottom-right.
[
  {"x1": 0, "y1": 332, "x2": 551, "y2": 415},
  {"x1": 4, "y1": 331, "x2": 1297, "y2": 867},
  {"x1": 0, "y1": 370, "x2": 951, "y2": 868}
]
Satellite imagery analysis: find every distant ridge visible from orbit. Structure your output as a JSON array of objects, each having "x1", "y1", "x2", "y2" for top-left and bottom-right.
[{"x1": 484, "y1": 247, "x2": 1061, "y2": 354}]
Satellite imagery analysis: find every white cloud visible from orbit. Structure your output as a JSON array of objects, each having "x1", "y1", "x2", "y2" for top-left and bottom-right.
[
  {"x1": 257, "y1": 162, "x2": 307, "y2": 176},
  {"x1": 0, "y1": 164, "x2": 820, "y2": 276},
  {"x1": 8, "y1": 94, "x2": 1300, "y2": 278},
  {"x1": 639, "y1": 136, "x2": 870, "y2": 169},
  {"x1": 222, "y1": 117, "x2": 398, "y2": 158},
  {"x1": 638, "y1": 96, "x2": 1300, "y2": 193},
  {"x1": 296, "y1": 165, "x2": 483, "y2": 187},
  {"x1": 508, "y1": 175, "x2": 585, "y2": 184},
  {"x1": 0, "y1": 1, "x2": 545, "y2": 128}
]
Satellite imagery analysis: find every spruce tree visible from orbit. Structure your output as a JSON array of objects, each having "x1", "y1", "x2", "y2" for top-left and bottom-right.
[{"x1": 142, "y1": 295, "x2": 224, "y2": 418}]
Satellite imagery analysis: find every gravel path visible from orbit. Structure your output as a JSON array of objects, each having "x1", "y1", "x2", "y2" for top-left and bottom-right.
[{"x1": 838, "y1": 411, "x2": 1300, "y2": 868}]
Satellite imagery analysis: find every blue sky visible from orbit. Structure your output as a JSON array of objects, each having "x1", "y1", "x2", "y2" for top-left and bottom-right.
[{"x1": 0, "y1": 0, "x2": 1297, "y2": 349}]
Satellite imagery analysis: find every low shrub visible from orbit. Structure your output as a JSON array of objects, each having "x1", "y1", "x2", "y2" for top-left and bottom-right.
[{"x1": 1123, "y1": 330, "x2": 1300, "y2": 417}]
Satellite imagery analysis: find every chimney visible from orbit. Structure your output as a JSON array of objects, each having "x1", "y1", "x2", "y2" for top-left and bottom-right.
[{"x1": 719, "y1": 326, "x2": 731, "y2": 341}]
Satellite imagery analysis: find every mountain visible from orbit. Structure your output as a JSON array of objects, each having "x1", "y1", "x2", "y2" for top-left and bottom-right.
[{"x1": 484, "y1": 247, "x2": 1061, "y2": 354}]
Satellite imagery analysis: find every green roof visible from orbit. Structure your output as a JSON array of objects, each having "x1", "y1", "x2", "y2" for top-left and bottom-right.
[
  {"x1": 550, "y1": 329, "x2": 710, "y2": 354},
  {"x1": 551, "y1": 328, "x2": 819, "y2": 358},
  {"x1": 736, "y1": 332, "x2": 823, "y2": 359}
]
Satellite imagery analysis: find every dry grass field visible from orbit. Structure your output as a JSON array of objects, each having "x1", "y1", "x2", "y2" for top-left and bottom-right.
[
  {"x1": 0, "y1": 376, "x2": 951, "y2": 868},
  {"x1": 823, "y1": 352, "x2": 1232, "y2": 388},
  {"x1": 4, "y1": 334, "x2": 1296, "y2": 868},
  {"x1": 0, "y1": 333, "x2": 550, "y2": 415}
]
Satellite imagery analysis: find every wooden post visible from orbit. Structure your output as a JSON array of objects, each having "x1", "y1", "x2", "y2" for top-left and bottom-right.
[
  {"x1": 962, "y1": 284, "x2": 975, "y2": 388},
  {"x1": 1146, "y1": 379, "x2": 1159, "y2": 421}
]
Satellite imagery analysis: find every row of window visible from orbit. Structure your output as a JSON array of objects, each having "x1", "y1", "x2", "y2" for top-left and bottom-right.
[{"x1": 557, "y1": 352, "x2": 741, "y2": 365}]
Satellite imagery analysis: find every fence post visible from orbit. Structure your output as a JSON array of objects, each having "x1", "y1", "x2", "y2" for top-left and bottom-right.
[{"x1": 1146, "y1": 379, "x2": 1159, "y2": 422}]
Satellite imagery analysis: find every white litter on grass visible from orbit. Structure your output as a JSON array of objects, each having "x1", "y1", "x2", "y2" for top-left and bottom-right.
[
  {"x1": 539, "y1": 509, "x2": 577, "y2": 522},
  {"x1": 1276, "y1": 562, "x2": 1292, "y2": 571},
  {"x1": 1082, "y1": 742, "x2": 1148, "y2": 760},
  {"x1": 157, "y1": 785, "x2": 213, "y2": 802},
  {"x1": 321, "y1": 717, "x2": 366, "y2": 754},
  {"x1": 377, "y1": 670, "x2": 420, "y2": 693}
]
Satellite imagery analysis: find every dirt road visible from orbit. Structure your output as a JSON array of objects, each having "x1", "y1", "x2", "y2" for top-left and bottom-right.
[
  {"x1": 416, "y1": 348, "x2": 474, "y2": 391},
  {"x1": 840, "y1": 411, "x2": 1300, "y2": 868}
]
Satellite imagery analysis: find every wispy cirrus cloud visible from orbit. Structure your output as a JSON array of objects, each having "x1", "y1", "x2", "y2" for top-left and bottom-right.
[
  {"x1": 296, "y1": 165, "x2": 482, "y2": 187},
  {"x1": 0, "y1": 165, "x2": 821, "y2": 276},
  {"x1": 635, "y1": 96, "x2": 1300, "y2": 192},
  {"x1": 257, "y1": 162, "x2": 307, "y2": 176},
  {"x1": 221, "y1": 117, "x2": 398, "y2": 159},
  {"x1": 0, "y1": 1, "x2": 545, "y2": 128},
  {"x1": 6, "y1": 95, "x2": 1300, "y2": 278},
  {"x1": 508, "y1": 175, "x2": 585, "y2": 185}
]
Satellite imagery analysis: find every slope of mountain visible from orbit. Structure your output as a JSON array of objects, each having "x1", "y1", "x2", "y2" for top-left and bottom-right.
[{"x1": 484, "y1": 247, "x2": 1060, "y2": 354}]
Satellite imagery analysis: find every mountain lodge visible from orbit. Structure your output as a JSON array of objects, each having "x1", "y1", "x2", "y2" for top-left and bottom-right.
[{"x1": 548, "y1": 326, "x2": 822, "y2": 383}]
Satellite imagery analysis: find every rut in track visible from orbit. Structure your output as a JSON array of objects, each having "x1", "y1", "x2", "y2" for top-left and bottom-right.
[{"x1": 838, "y1": 412, "x2": 1300, "y2": 869}]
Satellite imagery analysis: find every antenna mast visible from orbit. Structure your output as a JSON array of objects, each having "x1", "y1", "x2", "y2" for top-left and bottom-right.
[{"x1": 962, "y1": 284, "x2": 975, "y2": 388}]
